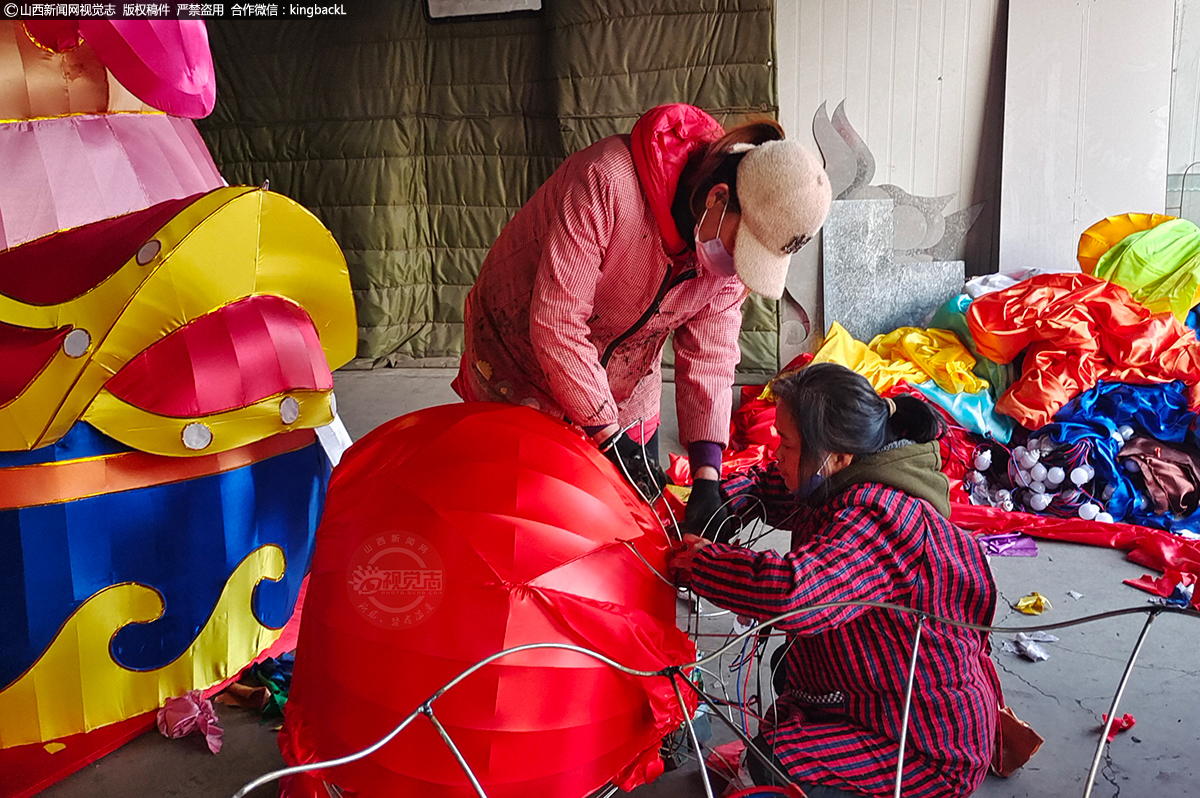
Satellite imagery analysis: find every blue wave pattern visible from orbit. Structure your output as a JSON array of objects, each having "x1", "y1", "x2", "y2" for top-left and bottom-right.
[{"x1": 0, "y1": 427, "x2": 328, "y2": 686}]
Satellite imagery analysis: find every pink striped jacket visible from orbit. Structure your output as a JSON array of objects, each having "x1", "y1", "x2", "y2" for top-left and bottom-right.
[{"x1": 454, "y1": 110, "x2": 748, "y2": 447}]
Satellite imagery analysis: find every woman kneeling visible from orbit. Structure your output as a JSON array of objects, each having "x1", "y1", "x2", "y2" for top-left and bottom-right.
[{"x1": 671, "y1": 363, "x2": 999, "y2": 798}]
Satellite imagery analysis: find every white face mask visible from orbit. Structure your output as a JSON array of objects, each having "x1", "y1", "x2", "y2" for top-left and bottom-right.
[{"x1": 694, "y1": 203, "x2": 736, "y2": 278}]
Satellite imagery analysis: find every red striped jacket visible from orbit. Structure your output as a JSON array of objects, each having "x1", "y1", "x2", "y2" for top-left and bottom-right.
[
  {"x1": 693, "y1": 458, "x2": 1000, "y2": 797},
  {"x1": 454, "y1": 106, "x2": 748, "y2": 447}
]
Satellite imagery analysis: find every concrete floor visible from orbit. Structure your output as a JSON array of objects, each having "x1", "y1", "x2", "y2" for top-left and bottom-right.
[{"x1": 43, "y1": 370, "x2": 1200, "y2": 797}]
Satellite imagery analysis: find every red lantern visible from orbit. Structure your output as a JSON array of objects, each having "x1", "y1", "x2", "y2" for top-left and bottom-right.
[{"x1": 279, "y1": 403, "x2": 695, "y2": 797}]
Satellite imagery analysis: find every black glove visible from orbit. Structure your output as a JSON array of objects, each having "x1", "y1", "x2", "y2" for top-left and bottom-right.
[
  {"x1": 599, "y1": 431, "x2": 669, "y2": 498},
  {"x1": 683, "y1": 478, "x2": 735, "y2": 542}
]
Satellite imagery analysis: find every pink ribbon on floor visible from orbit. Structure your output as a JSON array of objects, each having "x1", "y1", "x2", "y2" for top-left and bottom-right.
[{"x1": 156, "y1": 690, "x2": 223, "y2": 754}]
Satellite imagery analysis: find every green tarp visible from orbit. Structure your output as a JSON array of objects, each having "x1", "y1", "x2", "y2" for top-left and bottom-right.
[{"x1": 199, "y1": 0, "x2": 779, "y2": 374}]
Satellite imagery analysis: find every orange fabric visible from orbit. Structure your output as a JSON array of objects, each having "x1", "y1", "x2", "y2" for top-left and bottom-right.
[
  {"x1": 1077, "y1": 212, "x2": 1175, "y2": 274},
  {"x1": 992, "y1": 706, "x2": 1044, "y2": 778},
  {"x1": 0, "y1": 429, "x2": 315, "y2": 510},
  {"x1": 965, "y1": 273, "x2": 1200, "y2": 429}
]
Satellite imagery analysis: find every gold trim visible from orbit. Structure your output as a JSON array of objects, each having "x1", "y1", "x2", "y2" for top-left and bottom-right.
[
  {"x1": 20, "y1": 21, "x2": 82, "y2": 54},
  {"x1": 0, "y1": 109, "x2": 167, "y2": 125},
  {"x1": 83, "y1": 389, "x2": 335, "y2": 457},
  {"x1": 0, "y1": 186, "x2": 355, "y2": 451}
]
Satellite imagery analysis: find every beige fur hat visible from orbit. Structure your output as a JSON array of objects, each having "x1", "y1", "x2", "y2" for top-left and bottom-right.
[{"x1": 734, "y1": 140, "x2": 832, "y2": 299}]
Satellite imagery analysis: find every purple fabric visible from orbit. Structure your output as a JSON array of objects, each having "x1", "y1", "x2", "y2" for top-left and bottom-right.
[
  {"x1": 689, "y1": 440, "x2": 723, "y2": 472},
  {"x1": 978, "y1": 532, "x2": 1039, "y2": 557}
]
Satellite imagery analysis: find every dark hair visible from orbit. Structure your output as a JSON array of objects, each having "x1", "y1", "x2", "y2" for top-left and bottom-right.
[
  {"x1": 769, "y1": 362, "x2": 944, "y2": 475},
  {"x1": 671, "y1": 119, "x2": 785, "y2": 248}
]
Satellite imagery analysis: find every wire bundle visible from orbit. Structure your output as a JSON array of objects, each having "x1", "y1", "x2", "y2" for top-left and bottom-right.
[{"x1": 965, "y1": 434, "x2": 1119, "y2": 522}]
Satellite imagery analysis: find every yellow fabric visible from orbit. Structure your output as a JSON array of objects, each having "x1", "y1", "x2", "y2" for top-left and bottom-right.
[
  {"x1": 665, "y1": 484, "x2": 692, "y2": 502},
  {"x1": 811, "y1": 322, "x2": 926, "y2": 393},
  {"x1": 1015, "y1": 592, "x2": 1052, "y2": 616},
  {"x1": 83, "y1": 390, "x2": 334, "y2": 457},
  {"x1": 1077, "y1": 212, "x2": 1175, "y2": 274},
  {"x1": 0, "y1": 187, "x2": 356, "y2": 451},
  {"x1": 868, "y1": 327, "x2": 987, "y2": 394},
  {"x1": 1091, "y1": 218, "x2": 1200, "y2": 321},
  {"x1": 811, "y1": 322, "x2": 985, "y2": 395},
  {"x1": 0, "y1": 545, "x2": 286, "y2": 746}
]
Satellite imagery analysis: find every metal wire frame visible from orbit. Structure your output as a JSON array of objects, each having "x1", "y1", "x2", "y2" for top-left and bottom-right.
[{"x1": 232, "y1": 601, "x2": 1199, "y2": 798}]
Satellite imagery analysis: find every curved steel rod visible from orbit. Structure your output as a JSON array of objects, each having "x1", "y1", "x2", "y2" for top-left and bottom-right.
[
  {"x1": 230, "y1": 704, "x2": 424, "y2": 798},
  {"x1": 669, "y1": 673, "x2": 715, "y2": 798},
  {"x1": 691, "y1": 601, "x2": 1198, "y2": 670},
  {"x1": 693, "y1": 665, "x2": 737, "y2": 723},
  {"x1": 619, "y1": 539, "x2": 676, "y2": 588},
  {"x1": 230, "y1": 643, "x2": 663, "y2": 797},
  {"x1": 427, "y1": 707, "x2": 489, "y2": 798},
  {"x1": 893, "y1": 616, "x2": 925, "y2": 798},
  {"x1": 233, "y1": 603, "x2": 1199, "y2": 797},
  {"x1": 676, "y1": 674, "x2": 798, "y2": 789},
  {"x1": 1082, "y1": 611, "x2": 1159, "y2": 798}
]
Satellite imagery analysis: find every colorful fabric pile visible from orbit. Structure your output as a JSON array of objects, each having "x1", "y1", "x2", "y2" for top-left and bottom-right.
[{"x1": 712, "y1": 212, "x2": 1200, "y2": 610}]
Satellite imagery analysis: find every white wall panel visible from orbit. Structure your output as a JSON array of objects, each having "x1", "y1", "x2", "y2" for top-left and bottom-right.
[
  {"x1": 1170, "y1": 0, "x2": 1200, "y2": 175},
  {"x1": 1000, "y1": 0, "x2": 1173, "y2": 272},
  {"x1": 776, "y1": 0, "x2": 1006, "y2": 274},
  {"x1": 1168, "y1": 0, "x2": 1200, "y2": 220}
]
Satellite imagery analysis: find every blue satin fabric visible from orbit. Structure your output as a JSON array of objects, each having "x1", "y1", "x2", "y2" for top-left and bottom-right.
[
  {"x1": 1040, "y1": 381, "x2": 1199, "y2": 532},
  {"x1": 0, "y1": 421, "x2": 130, "y2": 467},
  {"x1": 0, "y1": 436, "x2": 328, "y2": 687},
  {"x1": 910, "y1": 380, "x2": 1016, "y2": 443}
]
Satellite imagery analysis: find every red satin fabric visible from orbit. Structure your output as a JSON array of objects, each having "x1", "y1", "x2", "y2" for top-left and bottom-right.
[
  {"x1": 280, "y1": 404, "x2": 696, "y2": 798},
  {"x1": 1123, "y1": 570, "x2": 1197, "y2": 599},
  {"x1": 965, "y1": 273, "x2": 1200, "y2": 429},
  {"x1": 0, "y1": 712, "x2": 155, "y2": 798},
  {"x1": 950, "y1": 504, "x2": 1200, "y2": 609},
  {"x1": 105, "y1": 295, "x2": 332, "y2": 416},
  {"x1": 0, "y1": 321, "x2": 68, "y2": 405},
  {"x1": 0, "y1": 194, "x2": 199, "y2": 305},
  {"x1": 731, "y1": 385, "x2": 781, "y2": 451}
]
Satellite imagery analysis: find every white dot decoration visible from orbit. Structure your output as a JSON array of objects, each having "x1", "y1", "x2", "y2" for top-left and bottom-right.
[
  {"x1": 280, "y1": 396, "x2": 300, "y2": 424},
  {"x1": 182, "y1": 422, "x2": 213, "y2": 450},
  {"x1": 63, "y1": 329, "x2": 91, "y2": 358},
  {"x1": 136, "y1": 239, "x2": 162, "y2": 265}
]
